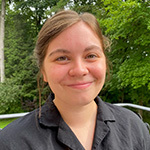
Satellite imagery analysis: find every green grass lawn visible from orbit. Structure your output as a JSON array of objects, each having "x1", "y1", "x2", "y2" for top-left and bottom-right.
[{"x1": 0, "y1": 118, "x2": 18, "y2": 129}]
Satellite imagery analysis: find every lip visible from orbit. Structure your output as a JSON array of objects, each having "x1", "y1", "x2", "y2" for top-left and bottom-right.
[{"x1": 67, "y1": 82, "x2": 93, "y2": 89}]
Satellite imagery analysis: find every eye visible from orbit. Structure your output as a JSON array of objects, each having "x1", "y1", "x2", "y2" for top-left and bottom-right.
[
  {"x1": 86, "y1": 54, "x2": 98, "y2": 59},
  {"x1": 56, "y1": 56, "x2": 69, "y2": 61}
]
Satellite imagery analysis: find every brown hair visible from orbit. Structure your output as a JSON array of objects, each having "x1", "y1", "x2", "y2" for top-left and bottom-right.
[
  {"x1": 34, "y1": 10, "x2": 109, "y2": 69},
  {"x1": 34, "y1": 10, "x2": 110, "y2": 116}
]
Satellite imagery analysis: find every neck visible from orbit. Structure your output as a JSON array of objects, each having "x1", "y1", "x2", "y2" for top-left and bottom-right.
[
  {"x1": 54, "y1": 98, "x2": 98, "y2": 150},
  {"x1": 53, "y1": 98, "x2": 97, "y2": 128}
]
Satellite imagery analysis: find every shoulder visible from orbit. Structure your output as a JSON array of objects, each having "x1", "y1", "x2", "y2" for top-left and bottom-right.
[
  {"x1": 105, "y1": 102, "x2": 146, "y2": 128},
  {"x1": 1, "y1": 109, "x2": 38, "y2": 131},
  {"x1": 0, "y1": 110, "x2": 39, "y2": 148},
  {"x1": 104, "y1": 102, "x2": 150, "y2": 145},
  {"x1": 97, "y1": 97, "x2": 145, "y2": 126},
  {"x1": 105, "y1": 102, "x2": 145, "y2": 124}
]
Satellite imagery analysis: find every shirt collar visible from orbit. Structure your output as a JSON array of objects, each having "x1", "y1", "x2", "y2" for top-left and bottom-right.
[
  {"x1": 39, "y1": 95, "x2": 115, "y2": 128},
  {"x1": 95, "y1": 96, "x2": 116, "y2": 122},
  {"x1": 39, "y1": 94, "x2": 61, "y2": 127}
]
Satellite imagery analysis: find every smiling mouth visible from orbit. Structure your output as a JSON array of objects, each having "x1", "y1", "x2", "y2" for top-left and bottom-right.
[{"x1": 67, "y1": 82, "x2": 93, "y2": 89}]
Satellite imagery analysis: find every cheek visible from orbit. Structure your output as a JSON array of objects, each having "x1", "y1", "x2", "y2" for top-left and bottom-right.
[
  {"x1": 44, "y1": 65, "x2": 69, "y2": 84},
  {"x1": 90, "y1": 62, "x2": 106, "y2": 80}
]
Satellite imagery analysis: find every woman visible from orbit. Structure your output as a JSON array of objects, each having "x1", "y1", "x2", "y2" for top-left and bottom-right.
[{"x1": 0, "y1": 10, "x2": 149, "y2": 150}]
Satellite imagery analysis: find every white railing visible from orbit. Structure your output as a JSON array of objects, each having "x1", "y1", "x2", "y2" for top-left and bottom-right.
[
  {"x1": 0, "y1": 112, "x2": 29, "y2": 119},
  {"x1": 0, "y1": 103, "x2": 150, "y2": 119},
  {"x1": 114, "y1": 103, "x2": 150, "y2": 111}
]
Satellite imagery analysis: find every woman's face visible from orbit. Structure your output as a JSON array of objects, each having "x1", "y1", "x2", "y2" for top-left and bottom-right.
[{"x1": 42, "y1": 21, "x2": 106, "y2": 107}]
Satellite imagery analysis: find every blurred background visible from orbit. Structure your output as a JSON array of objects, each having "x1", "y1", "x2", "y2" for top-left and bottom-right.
[{"x1": 0, "y1": 0, "x2": 150, "y2": 128}]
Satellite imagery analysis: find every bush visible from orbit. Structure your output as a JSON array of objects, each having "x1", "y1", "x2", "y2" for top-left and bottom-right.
[{"x1": 0, "y1": 78, "x2": 23, "y2": 114}]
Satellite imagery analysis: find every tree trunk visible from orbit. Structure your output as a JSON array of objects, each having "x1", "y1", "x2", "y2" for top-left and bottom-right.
[{"x1": 0, "y1": 0, "x2": 5, "y2": 82}]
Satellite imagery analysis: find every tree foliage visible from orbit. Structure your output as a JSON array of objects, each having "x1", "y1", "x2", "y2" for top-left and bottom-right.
[
  {"x1": 0, "y1": 0, "x2": 149, "y2": 114},
  {"x1": 98, "y1": 0, "x2": 150, "y2": 105},
  {"x1": 0, "y1": 78, "x2": 21, "y2": 114}
]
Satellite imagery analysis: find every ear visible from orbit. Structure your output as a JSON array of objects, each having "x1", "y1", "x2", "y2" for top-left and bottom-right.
[{"x1": 41, "y1": 69, "x2": 48, "y2": 82}]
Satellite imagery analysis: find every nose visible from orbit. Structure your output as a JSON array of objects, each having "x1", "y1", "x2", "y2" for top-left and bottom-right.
[{"x1": 69, "y1": 59, "x2": 89, "y2": 77}]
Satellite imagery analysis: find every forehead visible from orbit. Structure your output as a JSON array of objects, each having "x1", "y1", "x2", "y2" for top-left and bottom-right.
[{"x1": 47, "y1": 21, "x2": 102, "y2": 52}]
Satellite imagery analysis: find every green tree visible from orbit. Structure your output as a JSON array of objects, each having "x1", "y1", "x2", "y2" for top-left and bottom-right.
[
  {"x1": 1, "y1": 6, "x2": 39, "y2": 113},
  {"x1": 0, "y1": 78, "x2": 22, "y2": 114},
  {"x1": 99, "y1": 0, "x2": 150, "y2": 106},
  {"x1": 13, "y1": 0, "x2": 60, "y2": 33},
  {"x1": 0, "y1": 0, "x2": 61, "y2": 113}
]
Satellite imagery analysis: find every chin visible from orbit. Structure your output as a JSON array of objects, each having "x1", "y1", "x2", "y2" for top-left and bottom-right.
[{"x1": 71, "y1": 93, "x2": 97, "y2": 106}]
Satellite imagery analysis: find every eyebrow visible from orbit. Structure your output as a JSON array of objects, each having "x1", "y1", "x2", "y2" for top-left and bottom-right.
[
  {"x1": 48, "y1": 45, "x2": 102, "y2": 57},
  {"x1": 49, "y1": 49, "x2": 70, "y2": 57},
  {"x1": 84, "y1": 45, "x2": 102, "y2": 52}
]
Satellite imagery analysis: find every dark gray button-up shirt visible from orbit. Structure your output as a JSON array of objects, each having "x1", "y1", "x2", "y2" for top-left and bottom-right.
[{"x1": 0, "y1": 95, "x2": 149, "y2": 150}]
